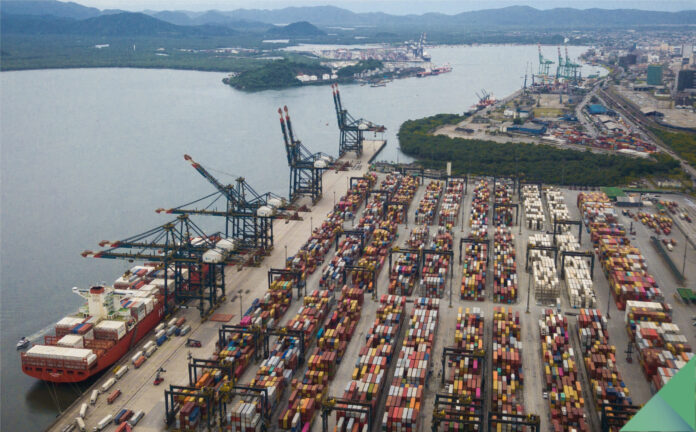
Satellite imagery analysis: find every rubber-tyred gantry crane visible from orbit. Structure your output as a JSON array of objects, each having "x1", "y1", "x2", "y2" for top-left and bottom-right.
[
  {"x1": 279, "y1": 106, "x2": 333, "y2": 203},
  {"x1": 158, "y1": 154, "x2": 286, "y2": 255},
  {"x1": 82, "y1": 214, "x2": 230, "y2": 317},
  {"x1": 331, "y1": 83, "x2": 385, "y2": 157}
]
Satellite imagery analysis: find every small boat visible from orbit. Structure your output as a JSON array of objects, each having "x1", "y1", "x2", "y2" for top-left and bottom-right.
[{"x1": 17, "y1": 337, "x2": 30, "y2": 350}]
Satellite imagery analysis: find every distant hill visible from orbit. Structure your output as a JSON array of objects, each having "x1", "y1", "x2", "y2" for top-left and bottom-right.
[
  {"x1": 266, "y1": 21, "x2": 326, "y2": 37},
  {"x1": 0, "y1": 12, "x2": 238, "y2": 37},
  {"x1": 1, "y1": 0, "x2": 101, "y2": 20},
  {"x1": 194, "y1": 5, "x2": 696, "y2": 29}
]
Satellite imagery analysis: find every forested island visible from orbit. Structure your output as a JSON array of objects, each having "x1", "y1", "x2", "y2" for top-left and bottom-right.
[{"x1": 398, "y1": 114, "x2": 682, "y2": 186}]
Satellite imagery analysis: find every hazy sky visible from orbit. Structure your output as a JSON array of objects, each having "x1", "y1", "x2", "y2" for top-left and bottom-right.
[{"x1": 70, "y1": 0, "x2": 695, "y2": 14}]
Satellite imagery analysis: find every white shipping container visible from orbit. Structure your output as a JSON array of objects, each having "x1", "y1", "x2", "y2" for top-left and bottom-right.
[
  {"x1": 155, "y1": 323, "x2": 165, "y2": 333},
  {"x1": 57, "y1": 334, "x2": 84, "y2": 348},
  {"x1": 115, "y1": 365, "x2": 129, "y2": 379},
  {"x1": 75, "y1": 417, "x2": 86, "y2": 432},
  {"x1": 131, "y1": 351, "x2": 143, "y2": 364},
  {"x1": 168, "y1": 318, "x2": 178, "y2": 328},
  {"x1": 79, "y1": 403, "x2": 88, "y2": 419},
  {"x1": 101, "y1": 377, "x2": 116, "y2": 393},
  {"x1": 90, "y1": 389, "x2": 99, "y2": 405},
  {"x1": 96, "y1": 415, "x2": 113, "y2": 431},
  {"x1": 145, "y1": 345, "x2": 157, "y2": 357}
]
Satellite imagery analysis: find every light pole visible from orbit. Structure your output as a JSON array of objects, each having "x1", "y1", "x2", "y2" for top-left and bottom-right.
[
  {"x1": 606, "y1": 285, "x2": 611, "y2": 319},
  {"x1": 284, "y1": 245, "x2": 288, "y2": 263},
  {"x1": 333, "y1": 191, "x2": 336, "y2": 208},
  {"x1": 682, "y1": 234, "x2": 688, "y2": 280},
  {"x1": 310, "y1": 217, "x2": 313, "y2": 234},
  {"x1": 238, "y1": 289, "x2": 243, "y2": 318}
]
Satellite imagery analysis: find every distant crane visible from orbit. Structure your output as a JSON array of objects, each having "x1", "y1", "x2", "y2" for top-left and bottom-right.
[
  {"x1": 279, "y1": 106, "x2": 333, "y2": 203},
  {"x1": 331, "y1": 83, "x2": 385, "y2": 157},
  {"x1": 157, "y1": 155, "x2": 286, "y2": 255},
  {"x1": 82, "y1": 214, "x2": 228, "y2": 317},
  {"x1": 537, "y1": 43, "x2": 555, "y2": 79},
  {"x1": 564, "y1": 45, "x2": 582, "y2": 82}
]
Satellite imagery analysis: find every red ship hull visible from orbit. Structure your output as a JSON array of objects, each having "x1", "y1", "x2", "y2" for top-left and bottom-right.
[{"x1": 21, "y1": 302, "x2": 165, "y2": 383}]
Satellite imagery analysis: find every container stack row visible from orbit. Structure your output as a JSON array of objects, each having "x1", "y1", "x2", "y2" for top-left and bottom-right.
[
  {"x1": 441, "y1": 308, "x2": 484, "y2": 429},
  {"x1": 321, "y1": 234, "x2": 364, "y2": 290},
  {"x1": 544, "y1": 187, "x2": 571, "y2": 228},
  {"x1": 335, "y1": 295, "x2": 406, "y2": 432},
  {"x1": 438, "y1": 179, "x2": 464, "y2": 228},
  {"x1": 624, "y1": 300, "x2": 694, "y2": 392},
  {"x1": 294, "y1": 172, "x2": 376, "y2": 278},
  {"x1": 528, "y1": 234, "x2": 560, "y2": 303},
  {"x1": 382, "y1": 297, "x2": 439, "y2": 431},
  {"x1": 577, "y1": 309, "x2": 633, "y2": 419},
  {"x1": 493, "y1": 227, "x2": 517, "y2": 303},
  {"x1": 407, "y1": 225, "x2": 429, "y2": 249},
  {"x1": 577, "y1": 193, "x2": 663, "y2": 310},
  {"x1": 469, "y1": 180, "x2": 490, "y2": 240},
  {"x1": 461, "y1": 240, "x2": 487, "y2": 301},
  {"x1": 556, "y1": 233, "x2": 596, "y2": 309},
  {"x1": 539, "y1": 310, "x2": 589, "y2": 432},
  {"x1": 278, "y1": 287, "x2": 365, "y2": 431},
  {"x1": 388, "y1": 175, "x2": 419, "y2": 223},
  {"x1": 491, "y1": 307, "x2": 525, "y2": 426},
  {"x1": 415, "y1": 181, "x2": 443, "y2": 225},
  {"x1": 422, "y1": 227, "x2": 453, "y2": 298},
  {"x1": 493, "y1": 179, "x2": 514, "y2": 227},
  {"x1": 522, "y1": 185, "x2": 545, "y2": 230},
  {"x1": 389, "y1": 250, "x2": 419, "y2": 296}
]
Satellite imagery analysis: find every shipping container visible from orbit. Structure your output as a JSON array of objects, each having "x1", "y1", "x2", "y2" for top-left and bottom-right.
[
  {"x1": 522, "y1": 185, "x2": 545, "y2": 230},
  {"x1": 490, "y1": 307, "x2": 525, "y2": 424},
  {"x1": 74, "y1": 417, "x2": 86, "y2": 432},
  {"x1": 493, "y1": 227, "x2": 517, "y2": 303},
  {"x1": 90, "y1": 389, "x2": 99, "y2": 405},
  {"x1": 79, "y1": 403, "x2": 88, "y2": 419},
  {"x1": 539, "y1": 310, "x2": 589, "y2": 431},
  {"x1": 101, "y1": 377, "x2": 116, "y2": 393},
  {"x1": 96, "y1": 415, "x2": 113, "y2": 431},
  {"x1": 382, "y1": 298, "x2": 439, "y2": 432},
  {"x1": 469, "y1": 180, "x2": 490, "y2": 240},
  {"x1": 107, "y1": 388, "x2": 121, "y2": 404},
  {"x1": 415, "y1": 181, "x2": 443, "y2": 225},
  {"x1": 128, "y1": 410, "x2": 144, "y2": 427}
]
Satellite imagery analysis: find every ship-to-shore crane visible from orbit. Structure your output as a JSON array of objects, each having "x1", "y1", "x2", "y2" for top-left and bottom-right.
[
  {"x1": 279, "y1": 106, "x2": 333, "y2": 203},
  {"x1": 157, "y1": 155, "x2": 290, "y2": 258},
  {"x1": 331, "y1": 83, "x2": 385, "y2": 157},
  {"x1": 82, "y1": 214, "x2": 230, "y2": 317}
]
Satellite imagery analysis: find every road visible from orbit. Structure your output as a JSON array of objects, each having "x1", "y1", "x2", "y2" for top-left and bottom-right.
[{"x1": 597, "y1": 86, "x2": 696, "y2": 185}]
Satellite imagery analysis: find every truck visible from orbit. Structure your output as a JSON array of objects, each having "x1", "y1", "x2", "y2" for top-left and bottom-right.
[
  {"x1": 128, "y1": 410, "x2": 144, "y2": 427},
  {"x1": 107, "y1": 388, "x2": 121, "y2": 404},
  {"x1": 115, "y1": 365, "x2": 129, "y2": 379},
  {"x1": 101, "y1": 378, "x2": 116, "y2": 393},
  {"x1": 75, "y1": 417, "x2": 86, "y2": 432},
  {"x1": 95, "y1": 415, "x2": 113, "y2": 431},
  {"x1": 90, "y1": 389, "x2": 99, "y2": 405},
  {"x1": 79, "y1": 403, "x2": 88, "y2": 419}
]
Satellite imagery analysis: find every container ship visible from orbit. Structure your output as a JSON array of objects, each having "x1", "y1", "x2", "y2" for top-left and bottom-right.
[{"x1": 20, "y1": 264, "x2": 172, "y2": 383}]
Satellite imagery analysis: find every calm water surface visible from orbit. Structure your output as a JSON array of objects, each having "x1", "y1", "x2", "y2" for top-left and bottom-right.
[{"x1": 0, "y1": 45, "x2": 602, "y2": 430}]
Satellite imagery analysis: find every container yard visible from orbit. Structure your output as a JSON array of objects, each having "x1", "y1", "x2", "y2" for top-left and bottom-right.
[{"x1": 44, "y1": 167, "x2": 696, "y2": 432}]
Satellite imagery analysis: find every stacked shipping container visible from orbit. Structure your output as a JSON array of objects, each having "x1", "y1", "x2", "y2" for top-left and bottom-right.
[
  {"x1": 528, "y1": 234, "x2": 560, "y2": 303},
  {"x1": 491, "y1": 307, "x2": 525, "y2": 426},
  {"x1": 577, "y1": 309, "x2": 633, "y2": 419},
  {"x1": 415, "y1": 181, "x2": 443, "y2": 225},
  {"x1": 577, "y1": 193, "x2": 663, "y2": 310},
  {"x1": 335, "y1": 295, "x2": 406, "y2": 432},
  {"x1": 439, "y1": 179, "x2": 464, "y2": 228},
  {"x1": 624, "y1": 300, "x2": 694, "y2": 392},
  {"x1": 382, "y1": 298, "x2": 439, "y2": 431},
  {"x1": 522, "y1": 185, "x2": 545, "y2": 230},
  {"x1": 539, "y1": 310, "x2": 589, "y2": 432},
  {"x1": 556, "y1": 234, "x2": 596, "y2": 309},
  {"x1": 493, "y1": 227, "x2": 517, "y2": 303}
]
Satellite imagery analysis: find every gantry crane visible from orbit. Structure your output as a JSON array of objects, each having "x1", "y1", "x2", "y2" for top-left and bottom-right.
[
  {"x1": 279, "y1": 106, "x2": 333, "y2": 203},
  {"x1": 82, "y1": 214, "x2": 229, "y2": 317},
  {"x1": 537, "y1": 43, "x2": 555, "y2": 79},
  {"x1": 564, "y1": 45, "x2": 581, "y2": 82},
  {"x1": 331, "y1": 83, "x2": 385, "y2": 157},
  {"x1": 158, "y1": 154, "x2": 285, "y2": 255}
]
